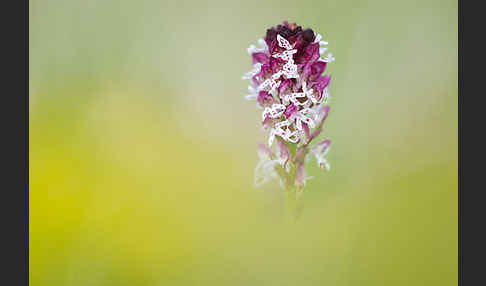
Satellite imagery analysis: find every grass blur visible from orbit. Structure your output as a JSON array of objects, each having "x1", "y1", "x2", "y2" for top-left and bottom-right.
[{"x1": 30, "y1": 0, "x2": 457, "y2": 285}]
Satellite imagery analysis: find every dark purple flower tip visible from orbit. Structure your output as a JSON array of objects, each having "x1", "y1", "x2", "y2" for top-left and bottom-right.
[
  {"x1": 290, "y1": 28, "x2": 315, "y2": 55},
  {"x1": 264, "y1": 22, "x2": 315, "y2": 55},
  {"x1": 257, "y1": 90, "x2": 274, "y2": 107},
  {"x1": 284, "y1": 103, "x2": 297, "y2": 119},
  {"x1": 265, "y1": 22, "x2": 299, "y2": 47},
  {"x1": 301, "y1": 28, "x2": 315, "y2": 43}
]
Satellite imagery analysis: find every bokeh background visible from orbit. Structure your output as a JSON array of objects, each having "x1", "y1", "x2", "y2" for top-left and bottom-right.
[{"x1": 29, "y1": 0, "x2": 457, "y2": 285}]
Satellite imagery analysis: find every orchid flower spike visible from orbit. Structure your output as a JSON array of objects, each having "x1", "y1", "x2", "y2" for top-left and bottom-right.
[{"x1": 243, "y1": 21, "x2": 335, "y2": 215}]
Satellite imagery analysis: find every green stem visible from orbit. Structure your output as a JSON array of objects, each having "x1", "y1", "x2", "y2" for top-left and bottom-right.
[
  {"x1": 284, "y1": 185, "x2": 305, "y2": 222},
  {"x1": 274, "y1": 140, "x2": 307, "y2": 221},
  {"x1": 279, "y1": 160, "x2": 305, "y2": 222}
]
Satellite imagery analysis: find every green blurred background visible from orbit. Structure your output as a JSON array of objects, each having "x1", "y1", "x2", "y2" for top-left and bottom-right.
[{"x1": 29, "y1": 0, "x2": 457, "y2": 285}]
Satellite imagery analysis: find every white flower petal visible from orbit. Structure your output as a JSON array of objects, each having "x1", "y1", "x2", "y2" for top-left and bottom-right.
[{"x1": 277, "y1": 34, "x2": 293, "y2": 50}]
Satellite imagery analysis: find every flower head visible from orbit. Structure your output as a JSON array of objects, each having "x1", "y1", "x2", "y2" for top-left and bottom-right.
[
  {"x1": 243, "y1": 21, "x2": 334, "y2": 190},
  {"x1": 243, "y1": 22, "x2": 334, "y2": 148}
]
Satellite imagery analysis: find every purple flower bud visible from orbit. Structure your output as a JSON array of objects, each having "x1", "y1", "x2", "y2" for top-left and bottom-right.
[
  {"x1": 279, "y1": 78, "x2": 293, "y2": 94},
  {"x1": 299, "y1": 42, "x2": 320, "y2": 63},
  {"x1": 284, "y1": 103, "x2": 298, "y2": 119},
  {"x1": 312, "y1": 75, "x2": 331, "y2": 97},
  {"x1": 257, "y1": 90, "x2": 274, "y2": 107},
  {"x1": 311, "y1": 61, "x2": 327, "y2": 78},
  {"x1": 252, "y1": 52, "x2": 269, "y2": 65}
]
